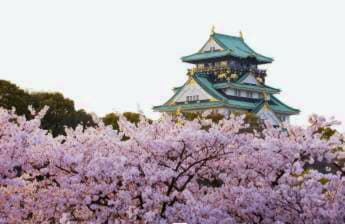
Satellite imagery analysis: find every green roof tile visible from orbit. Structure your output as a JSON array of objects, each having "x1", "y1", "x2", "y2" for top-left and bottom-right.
[
  {"x1": 181, "y1": 33, "x2": 273, "y2": 63},
  {"x1": 154, "y1": 73, "x2": 299, "y2": 115},
  {"x1": 213, "y1": 82, "x2": 281, "y2": 94},
  {"x1": 153, "y1": 101, "x2": 226, "y2": 111}
]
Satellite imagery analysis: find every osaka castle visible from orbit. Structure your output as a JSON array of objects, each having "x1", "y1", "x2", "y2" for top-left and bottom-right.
[{"x1": 153, "y1": 28, "x2": 299, "y2": 125}]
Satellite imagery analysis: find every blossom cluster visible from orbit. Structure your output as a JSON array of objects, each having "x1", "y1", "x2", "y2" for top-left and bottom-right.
[{"x1": 0, "y1": 108, "x2": 345, "y2": 223}]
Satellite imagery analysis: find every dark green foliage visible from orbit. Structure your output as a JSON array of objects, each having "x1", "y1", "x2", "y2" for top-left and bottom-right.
[
  {"x1": 182, "y1": 112, "x2": 201, "y2": 121},
  {"x1": 29, "y1": 92, "x2": 96, "y2": 136},
  {"x1": 206, "y1": 113, "x2": 224, "y2": 123},
  {"x1": 318, "y1": 127, "x2": 337, "y2": 140},
  {"x1": 102, "y1": 113, "x2": 120, "y2": 130},
  {"x1": 102, "y1": 112, "x2": 149, "y2": 131},
  {"x1": 0, "y1": 80, "x2": 31, "y2": 116},
  {"x1": 181, "y1": 112, "x2": 225, "y2": 123},
  {"x1": 242, "y1": 112, "x2": 262, "y2": 133},
  {"x1": 180, "y1": 111, "x2": 261, "y2": 132},
  {"x1": 123, "y1": 112, "x2": 141, "y2": 125},
  {"x1": 0, "y1": 80, "x2": 96, "y2": 136}
]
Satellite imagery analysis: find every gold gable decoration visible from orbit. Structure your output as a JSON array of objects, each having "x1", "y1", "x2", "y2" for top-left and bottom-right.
[
  {"x1": 209, "y1": 97, "x2": 219, "y2": 102},
  {"x1": 239, "y1": 30, "x2": 244, "y2": 39},
  {"x1": 263, "y1": 92, "x2": 270, "y2": 101},
  {"x1": 188, "y1": 79, "x2": 197, "y2": 86},
  {"x1": 176, "y1": 106, "x2": 182, "y2": 116},
  {"x1": 210, "y1": 25, "x2": 215, "y2": 35},
  {"x1": 256, "y1": 77, "x2": 263, "y2": 83},
  {"x1": 187, "y1": 67, "x2": 196, "y2": 76},
  {"x1": 230, "y1": 73, "x2": 238, "y2": 80}
]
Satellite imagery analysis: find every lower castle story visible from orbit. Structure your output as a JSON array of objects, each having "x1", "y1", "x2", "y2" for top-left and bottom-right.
[{"x1": 154, "y1": 72, "x2": 299, "y2": 126}]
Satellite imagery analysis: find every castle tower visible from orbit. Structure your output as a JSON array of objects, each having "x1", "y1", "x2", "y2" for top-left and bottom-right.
[{"x1": 153, "y1": 29, "x2": 299, "y2": 125}]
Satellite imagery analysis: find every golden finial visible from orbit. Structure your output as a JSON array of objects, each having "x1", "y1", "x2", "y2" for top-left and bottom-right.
[
  {"x1": 191, "y1": 67, "x2": 196, "y2": 75},
  {"x1": 210, "y1": 25, "x2": 215, "y2": 35},
  {"x1": 256, "y1": 77, "x2": 263, "y2": 83},
  {"x1": 209, "y1": 97, "x2": 219, "y2": 102},
  {"x1": 218, "y1": 73, "x2": 227, "y2": 79},
  {"x1": 230, "y1": 73, "x2": 238, "y2": 80},
  {"x1": 187, "y1": 67, "x2": 196, "y2": 76},
  {"x1": 239, "y1": 30, "x2": 244, "y2": 39},
  {"x1": 176, "y1": 106, "x2": 182, "y2": 116}
]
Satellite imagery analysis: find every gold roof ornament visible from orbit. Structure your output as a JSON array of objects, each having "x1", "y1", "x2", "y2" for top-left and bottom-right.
[
  {"x1": 263, "y1": 102, "x2": 270, "y2": 112},
  {"x1": 209, "y1": 97, "x2": 219, "y2": 102},
  {"x1": 188, "y1": 79, "x2": 196, "y2": 86},
  {"x1": 176, "y1": 106, "x2": 182, "y2": 116},
  {"x1": 263, "y1": 92, "x2": 270, "y2": 101},
  {"x1": 210, "y1": 25, "x2": 215, "y2": 35},
  {"x1": 239, "y1": 30, "x2": 244, "y2": 40},
  {"x1": 256, "y1": 77, "x2": 263, "y2": 83},
  {"x1": 230, "y1": 73, "x2": 238, "y2": 80},
  {"x1": 190, "y1": 67, "x2": 196, "y2": 76},
  {"x1": 218, "y1": 73, "x2": 227, "y2": 79}
]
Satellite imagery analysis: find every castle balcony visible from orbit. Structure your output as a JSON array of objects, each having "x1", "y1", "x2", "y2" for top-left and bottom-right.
[{"x1": 188, "y1": 65, "x2": 267, "y2": 77}]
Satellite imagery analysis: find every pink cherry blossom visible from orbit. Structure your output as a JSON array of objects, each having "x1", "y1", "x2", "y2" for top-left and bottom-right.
[{"x1": 0, "y1": 107, "x2": 345, "y2": 223}]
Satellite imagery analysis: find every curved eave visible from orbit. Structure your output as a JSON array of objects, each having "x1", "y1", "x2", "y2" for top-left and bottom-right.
[
  {"x1": 270, "y1": 95, "x2": 300, "y2": 114},
  {"x1": 172, "y1": 86, "x2": 183, "y2": 92},
  {"x1": 181, "y1": 32, "x2": 273, "y2": 64},
  {"x1": 153, "y1": 101, "x2": 226, "y2": 112},
  {"x1": 213, "y1": 82, "x2": 281, "y2": 94},
  {"x1": 212, "y1": 33, "x2": 273, "y2": 64},
  {"x1": 253, "y1": 99, "x2": 300, "y2": 115},
  {"x1": 181, "y1": 50, "x2": 232, "y2": 63},
  {"x1": 239, "y1": 38, "x2": 274, "y2": 63},
  {"x1": 181, "y1": 51, "x2": 273, "y2": 64},
  {"x1": 160, "y1": 80, "x2": 188, "y2": 106}
]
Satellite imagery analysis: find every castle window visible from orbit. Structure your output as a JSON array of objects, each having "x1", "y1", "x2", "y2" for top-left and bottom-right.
[
  {"x1": 235, "y1": 89, "x2": 241, "y2": 97},
  {"x1": 246, "y1": 91, "x2": 253, "y2": 98},
  {"x1": 197, "y1": 64, "x2": 204, "y2": 69},
  {"x1": 187, "y1": 95, "x2": 199, "y2": 102},
  {"x1": 210, "y1": 46, "x2": 216, "y2": 51}
]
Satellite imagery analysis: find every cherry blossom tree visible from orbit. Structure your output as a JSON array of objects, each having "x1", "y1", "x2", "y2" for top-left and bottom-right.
[{"x1": 0, "y1": 107, "x2": 345, "y2": 223}]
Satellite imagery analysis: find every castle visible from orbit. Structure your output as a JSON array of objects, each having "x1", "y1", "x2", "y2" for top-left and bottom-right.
[{"x1": 154, "y1": 28, "x2": 299, "y2": 125}]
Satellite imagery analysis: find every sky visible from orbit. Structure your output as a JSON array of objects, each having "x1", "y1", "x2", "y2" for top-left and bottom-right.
[{"x1": 0, "y1": 0, "x2": 345, "y2": 130}]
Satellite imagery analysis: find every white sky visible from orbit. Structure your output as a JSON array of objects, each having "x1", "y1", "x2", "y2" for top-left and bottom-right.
[{"x1": 1, "y1": 0, "x2": 345, "y2": 130}]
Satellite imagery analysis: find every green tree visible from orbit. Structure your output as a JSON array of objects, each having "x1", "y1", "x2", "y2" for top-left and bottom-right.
[
  {"x1": 29, "y1": 92, "x2": 96, "y2": 136},
  {"x1": 242, "y1": 112, "x2": 262, "y2": 133},
  {"x1": 0, "y1": 80, "x2": 31, "y2": 116},
  {"x1": 102, "y1": 112, "x2": 147, "y2": 131},
  {"x1": 123, "y1": 112, "x2": 141, "y2": 125},
  {"x1": 102, "y1": 113, "x2": 120, "y2": 130},
  {"x1": 0, "y1": 80, "x2": 96, "y2": 136}
]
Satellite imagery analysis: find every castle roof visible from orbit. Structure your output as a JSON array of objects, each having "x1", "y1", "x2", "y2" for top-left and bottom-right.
[{"x1": 181, "y1": 33, "x2": 273, "y2": 64}]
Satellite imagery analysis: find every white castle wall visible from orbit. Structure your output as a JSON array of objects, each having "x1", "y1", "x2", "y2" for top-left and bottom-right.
[
  {"x1": 174, "y1": 83, "x2": 211, "y2": 102},
  {"x1": 200, "y1": 38, "x2": 223, "y2": 52}
]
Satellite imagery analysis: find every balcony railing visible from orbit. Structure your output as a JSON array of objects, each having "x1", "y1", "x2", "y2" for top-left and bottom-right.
[{"x1": 188, "y1": 65, "x2": 266, "y2": 77}]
